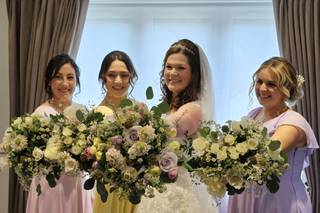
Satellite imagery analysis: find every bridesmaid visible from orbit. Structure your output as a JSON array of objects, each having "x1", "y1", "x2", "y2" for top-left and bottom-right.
[
  {"x1": 26, "y1": 54, "x2": 92, "y2": 213},
  {"x1": 228, "y1": 57, "x2": 319, "y2": 213},
  {"x1": 93, "y1": 50, "x2": 138, "y2": 213}
]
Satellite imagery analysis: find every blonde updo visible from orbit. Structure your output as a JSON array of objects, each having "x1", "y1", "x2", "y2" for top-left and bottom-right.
[{"x1": 249, "y1": 57, "x2": 304, "y2": 106}]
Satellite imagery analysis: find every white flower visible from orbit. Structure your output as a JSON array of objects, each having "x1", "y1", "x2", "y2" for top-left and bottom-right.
[
  {"x1": 64, "y1": 157, "x2": 78, "y2": 173},
  {"x1": 167, "y1": 140, "x2": 181, "y2": 153},
  {"x1": 11, "y1": 135, "x2": 28, "y2": 151},
  {"x1": 77, "y1": 123, "x2": 87, "y2": 132},
  {"x1": 230, "y1": 121, "x2": 242, "y2": 132},
  {"x1": 12, "y1": 117, "x2": 22, "y2": 128},
  {"x1": 44, "y1": 136, "x2": 62, "y2": 160},
  {"x1": 210, "y1": 143, "x2": 220, "y2": 154},
  {"x1": 95, "y1": 106, "x2": 114, "y2": 120},
  {"x1": 63, "y1": 137, "x2": 73, "y2": 145},
  {"x1": 235, "y1": 142, "x2": 248, "y2": 155},
  {"x1": 224, "y1": 135, "x2": 235, "y2": 145},
  {"x1": 192, "y1": 137, "x2": 209, "y2": 156},
  {"x1": 71, "y1": 145, "x2": 82, "y2": 155},
  {"x1": 138, "y1": 125, "x2": 156, "y2": 142},
  {"x1": 32, "y1": 147, "x2": 44, "y2": 161},
  {"x1": 24, "y1": 117, "x2": 33, "y2": 127},
  {"x1": 62, "y1": 127, "x2": 73, "y2": 137},
  {"x1": 228, "y1": 147, "x2": 240, "y2": 160},
  {"x1": 217, "y1": 149, "x2": 228, "y2": 161},
  {"x1": 63, "y1": 104, "x2": 86, "y2": 123},
  {"x1": 247, "y1": 138, "x2": 259, "y2": 150}
]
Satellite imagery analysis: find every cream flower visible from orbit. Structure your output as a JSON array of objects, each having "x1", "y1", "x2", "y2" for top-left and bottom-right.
[
  {"x1": 217, "y1": 149, "x2": 228, "y2": 161},
  {"x1": 32, "y1": 147, "x2": 44, "y2": 161},
  {"x1": 207, "y1": 176, "x2": 227, "y2": 197},
  {"x1": 77, "y1": 123, "x2": 87, "y2": 132},
  {"x1": 192, "y1": 137, "x2": 209, "y2": 156},
  {"x1": 230, "y1": 121, "x2": 242, "y2": 132},
  {"x1": 62, "y1": 127, "x2": 73, "y2": 137},
  {"x1": 210, "y1": 143, "x2": 220, "y2": 154},
  {"x1": 95, "y1": 106, "x2": 114, "y2": 120},
  {"x1": 228, "y1": 147, "x2": 239, "y2": 160},
  {"x1": 64, "y1": 157, "x2": 78, "y2": 173},
  {"x1": 71, "y1": 145, "x2": 82, "y2": 155},
  {"x1": 247, "y1": 138, "x2": 259, "y2": 150},
  {"x1": 167, "y1": 140, "x2": 181, "y2": 153},
  {"x1": 236, "y1": 142, "x2": 248, "y2": 155},
  {"x1": 63, "y1": 137, "x2": 73, "y2": 145},
  {"x1": 224, "y1": 135, "x2": 235, "y2": 145}
]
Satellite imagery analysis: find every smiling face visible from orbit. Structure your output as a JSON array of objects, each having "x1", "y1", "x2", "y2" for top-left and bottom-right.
[
  {"x1": 255, "y1": 68, "x2": 286, "y2": 109},
  {"x1": 104, "y1": 59, "x2": 131, "y2": 99},
  {"x1": 164, "y1": 53, "x2": 192, "y2": 97},
  {"x1": 49, "y1": 63, "x2": 77, "y2": 103}
]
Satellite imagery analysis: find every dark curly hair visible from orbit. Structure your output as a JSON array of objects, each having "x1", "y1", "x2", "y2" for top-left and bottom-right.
[
  {"x1": 45, "y1": 53, "x2": 80, "y2": 98},
  {"x1": 160, "y1": 39, "x2": 201, "y2": 110}
]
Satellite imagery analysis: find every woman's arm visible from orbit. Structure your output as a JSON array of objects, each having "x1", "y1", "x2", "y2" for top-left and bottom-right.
[
  {"x1": 272, "y1": 125, "x2": 307, "y2": 152},
  {"x1": 166, "y1": 102, "x2": 203, "y2": 137}
]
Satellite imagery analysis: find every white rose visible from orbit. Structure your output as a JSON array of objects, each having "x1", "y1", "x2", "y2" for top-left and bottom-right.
[
  {"x1": 247, "y1": 138, "x2": 259, "y2": 150},
  {"x1": 77, "y1": 123, "x2": 87, "y2": 132},
  {"x1": 230, "y1": 121, "x2": 242, "y2": 132},
  {"x1": 44, "y1": 145, "x2": 60, "y2": 160},
  {"x1": 13, "y1": 117, "x2": 22, "y2": 127},
  {"x1": 192, "y1": 137, "x2": 209, "y2": 155},
  {"x1": 235, "y1": 142, "x2": 248, "y2": 155},
  {"x1": 224, "y1": 135, "x2": 235, "y2": 145},
  {"x1": 95, "y1": 106, "x2": 114, "y2": 120},
  {"x1": 267, "y1": 148, "x2": 281, "y2": 161},
  {"x1": 63, "y1": 104, "x2": 86, "y2": 123},
  {"x1": 63, "y1": 137, "x2": 73, "y2": 145},
  {"x1": 217, "y1": 150, "x2": 228, "y2": 161},
  {"x1": 64, "y1": 157, "x2": 78, "y2": 174},
  {"x1": 228, "y1": 174, "x2": 244, "y2": 189},
  {"x1": 32, "y1": 147, "x2": 44, "y2": 161},
  {"x1": 71, "y1": 145, "x2": 82, "y2": 155},
  {"x1": 210, "y1": 143, "x2": 220, "y2": 154},
  {"x1": 228, "y1": 147, "x2": 240, "y2": 160},
  {"x1": 62, "y1": 127, "x2": 73, "y2": 137},
  {"x1": 24, "y1": 117, "x2": 33, "y2": 127}
]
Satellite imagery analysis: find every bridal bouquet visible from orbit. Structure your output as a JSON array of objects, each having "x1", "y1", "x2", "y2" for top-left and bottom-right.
[
  {"x1": 72, "y1": 101, "x2": 181, "y2": 204},
  {"x1": 0, "y1": 113, "x2": 60, "y2": 190},
  {"x1": 185, "y1": 117, "x2": 288, "y2": 198}
]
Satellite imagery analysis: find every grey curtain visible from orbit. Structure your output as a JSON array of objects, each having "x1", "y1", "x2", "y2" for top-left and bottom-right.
[
  {"x1": 273, "y1": 0, "x2": 320, "y2": 212},
  {"x1": 6, "y1": 0, "x2": 89, "y2": 212}
]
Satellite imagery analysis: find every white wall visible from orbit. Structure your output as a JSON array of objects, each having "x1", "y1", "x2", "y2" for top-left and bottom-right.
[{"x1": 0, "y1": 1, "x2": 10, "y2": 213}]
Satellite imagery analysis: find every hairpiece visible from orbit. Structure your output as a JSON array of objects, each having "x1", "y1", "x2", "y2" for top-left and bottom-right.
[
  {"x1": 171, "y1": 44, "x2": 195, "y2": 55},
  {"x1": 296, "y1": 74, "x2": 305, "y2": 87}
]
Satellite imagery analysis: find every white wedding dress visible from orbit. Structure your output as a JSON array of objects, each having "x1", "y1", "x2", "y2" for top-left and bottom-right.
[{"x1": 135, "y1": 166, "x2": 218, "y2": 213}]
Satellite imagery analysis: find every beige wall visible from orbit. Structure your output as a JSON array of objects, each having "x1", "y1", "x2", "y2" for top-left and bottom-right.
[{"x1": 0, "y1": 1, "x2": 10, "y2": 213}]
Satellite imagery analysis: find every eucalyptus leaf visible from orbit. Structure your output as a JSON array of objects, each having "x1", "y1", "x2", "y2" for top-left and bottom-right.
[
  {"x1": 268, "y1": 140, "x2": 281, "y2": 151},
  {"x1": 84, "y1": 177, "x2": 95, "y2": 190},
  {"x1": 76, "y1": 110, "x2": 85, "y2": 122},
  {"x1": 262, "y1": 127, "x2": 268, "y2": 137},
  {"x1": 146, "y1": 86, "x2": 154, "y2": 100},
  {"x1": 96, "y1": 181, "x2": 108, "y2": 202},
  {"x1": 266, "y1": 179, "x2": 279, "y2": 193},
  {"x1": 119, "y1": 99, "x2": 133, "y2": 108},
  {"x1": 280, "y1": 151, "x2": 288, "y2": 162},
  {"x1": 46, "y1": 174, "x2": 56, "y2": 188},
  {"x1": 157, "y1": 101, "x2": 170, "y2": 114}
]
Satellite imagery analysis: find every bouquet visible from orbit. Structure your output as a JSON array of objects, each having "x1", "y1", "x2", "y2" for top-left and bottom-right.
[
  {"x1": 185, "y1": 117, "x2": 288, "y2": 198},
  {"x1": 0, "y1": 113, "x2": 61, "y2": 191},
  {"x1": 55, "y1": 97, "x2": 180, "y2": 204}
]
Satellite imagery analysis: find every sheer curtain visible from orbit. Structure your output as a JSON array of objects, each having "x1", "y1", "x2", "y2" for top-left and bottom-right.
[{"x1": 77, "y1": 1, "x2": 278, "y2": 125}]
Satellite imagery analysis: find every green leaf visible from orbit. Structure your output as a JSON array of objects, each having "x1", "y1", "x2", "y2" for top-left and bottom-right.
[
  {"x1": 183, "y1": 161, "x2": 195, "y2": 172},
  {"x1": 199, "y1": 127, "x2": 211, "y2": 137},
  {"x1": 119, "y1": 99, "x2": 133, "y2": 108},
  {"x1": 268, "y1": 140, "x2": 281, "y2": 151},
  {"x1": 128, "y1": 191, "x2": 143, "y2": 204},
  {"x1": 96, "y1": 181, "x2": 108, "y2": 202},
  {"x1": 84, "y1": 177, "x2": 95, "y2": 190},
  {"x1": 151, "y1": 106, "x2": 161, "y2": 118},
  {"x1": 280, "y1": 151, "x2": 288, "y2": 162},
  {"x1": 266, "y1": 178, "x2": 280, "y2": 193},
  {"x1": 46, "y1": 174, "x2": 56, "y2": 188},
  {"x1": 76, "y1": 110, "x2": 85, "y2": 122},
  {"x1": 226, "y1": 184, "x2": 245, "y2": 195},
  {"x1": 157, "y1": 101, "x2": 170, "y2": 114},
  {"x1": 146, "y1": 86, "x2": 154, "y2": 100},
  {"x1": 262, "y1": 127, "x2": 268, "y2": 137},
  {"x1": 36, "y1": 184, "x2": 41, "y2": 195}
]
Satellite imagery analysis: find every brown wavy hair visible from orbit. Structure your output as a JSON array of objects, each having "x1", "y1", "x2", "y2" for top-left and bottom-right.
[{"x1": 160, "y1": 39, "x2": 201, "y2": 110}]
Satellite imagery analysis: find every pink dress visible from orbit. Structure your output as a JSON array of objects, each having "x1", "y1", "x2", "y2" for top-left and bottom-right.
[
  {"x1": 26, "y1": 103, "x2": 92, "y2": 213},
  {"x1": 228, "y1": 107, "x2": 318, "y2": 213}
]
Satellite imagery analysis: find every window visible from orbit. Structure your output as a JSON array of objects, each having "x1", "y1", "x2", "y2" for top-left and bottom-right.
[{"x1": 75, "y1": 0, "x2": 278, "y2": 123}]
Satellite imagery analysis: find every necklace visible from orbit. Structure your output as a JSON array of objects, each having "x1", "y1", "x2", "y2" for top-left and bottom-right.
[{"x1": 48, "y1": 99, "x2": 68, "y2": 113}]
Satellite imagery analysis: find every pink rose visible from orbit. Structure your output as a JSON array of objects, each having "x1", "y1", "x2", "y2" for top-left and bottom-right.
[
  {"x1": 168, "y1": 168, "x2": 178, "y2": 180},
  {"x1": 159, "y1": 151, "x2": 178, "y2": 172}
]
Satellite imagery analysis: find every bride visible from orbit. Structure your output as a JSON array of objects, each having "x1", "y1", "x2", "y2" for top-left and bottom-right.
[{"x1": 135, "y1": 39, "x2": 218, "y2": 213}]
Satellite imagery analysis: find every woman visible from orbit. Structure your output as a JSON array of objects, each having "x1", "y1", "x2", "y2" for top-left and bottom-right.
[
  {"x1": 26, "y1": 53, "x2": 92, "y2": 213},
  {"x1": 135, "y1": 39, "x2": 217, "y2": 213},
  {"x1": 93, "y1": 50, "x2": 138, "y2": 213},
  {"x1": 228, "y1": 57, "x2": 319, "y2": 213}
]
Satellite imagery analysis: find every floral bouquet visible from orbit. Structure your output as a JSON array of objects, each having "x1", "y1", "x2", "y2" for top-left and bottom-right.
[
  {"x1": 185, "y1": 117, "x2": 288, "y2": 198},
  {"x1": 71, "y1": 99, "x2": 180, "y2": 204},
  {"x1": 0, "y1": 113, "x2": 61, "y2": 191}
]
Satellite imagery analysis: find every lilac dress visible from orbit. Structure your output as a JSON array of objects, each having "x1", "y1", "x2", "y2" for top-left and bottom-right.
[
  {"x1": 228, "y1": 107, "x2": 318, "y2": 213},
  {"x1": 26, "y1": 103, "x2": 92, "y2": 213}
]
